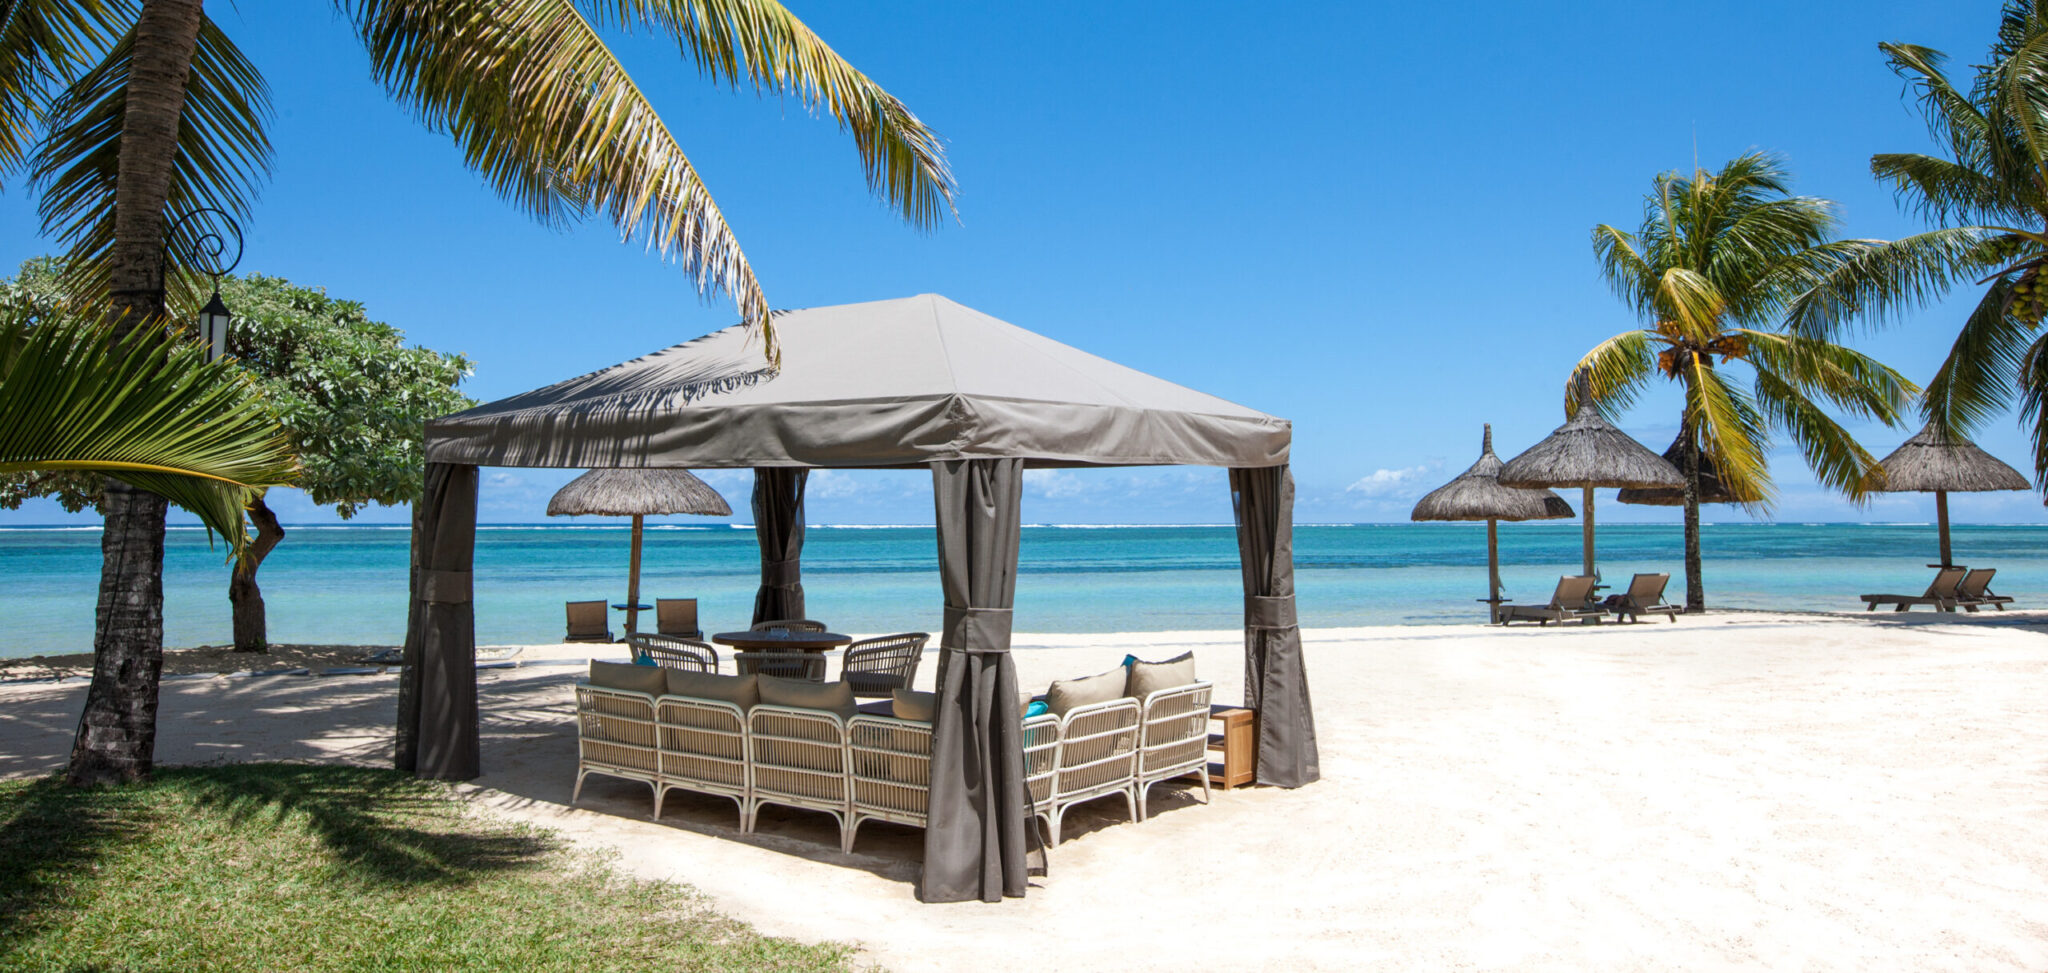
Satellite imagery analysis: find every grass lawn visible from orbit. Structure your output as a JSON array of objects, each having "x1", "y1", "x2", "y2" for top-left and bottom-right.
[{"x1": 0, "y1": 764, "x2": 857, "y2": 971}]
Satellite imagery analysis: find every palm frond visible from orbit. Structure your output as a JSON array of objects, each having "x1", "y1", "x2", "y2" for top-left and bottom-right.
[
  {"x1": 1923, "y1": 275, "x2": 2038, "y2": 436},
  {"x1": 1591, "y1": 223, "x2": 1654, "y2": 312},
  {"x1": 1656, "y1": 266, "x2": 1725, "y2": 339},
  {"x1": 2014, "y1": 326, "x2": 2048, "y2": 486},
  {"x1": 1683, "y1": 356, "x2": 1773, "y2": 507},
  {"x1": 0, "y1": 308, "x2": 297, "y2": 552},
  {"x1": 1872, "y1": 152, "x2": 2040, "y2": 226},
  {"x1": 29, "y1": 12, "x2": 272, "y2": 311},
  {"x1": 588, "y1": 0, "x2": 957, "y2": 229},
  {"x1": 1882, "y1": 42, "x2": 1993, "y2": 167},
  {"x1": 1780, "y1": 228, "x2": 2016, "y2": 338},
  {"x1": 1567, "y1": 329, "x2": 1655, "y2": 417},
  {"x1": 1749, "y1": 365, "x2": 1883, "y2": 501},
  {"x1": 1735, "y1": 329, "x2": 1918, "y2": 424},
  {"x1": 0, "y1": 0, "x2": 125, "y2": 186}
]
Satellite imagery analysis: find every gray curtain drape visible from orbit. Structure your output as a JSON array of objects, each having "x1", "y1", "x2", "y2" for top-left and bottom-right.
[
  {"x1": 396, "y1": 462, "x2": 480, "y2": 780},
  {"x1": 922, "y1": 457, "x2": 1040, "y2": 903},
  {"x1": 1229, "y1": 465, "x2": 1319, "y2": 787},
  {"x1": 750, "y1": 468, "x2": 808, "y2": 624}
]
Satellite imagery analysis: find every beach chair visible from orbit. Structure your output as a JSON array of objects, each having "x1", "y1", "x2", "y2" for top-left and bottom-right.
[
  {"x1": 840, "y1": 633, "x2": 929, "y2": 697},
  {"x1": 655, "y1": 598, "x2": 703, "y2": 639},
  {"x1": 1603, "y1": 573, "x2": 1681, "y2": 623},
  {"x1": 1955, "y1": 568, "x2": 2015, "y2": 612},
  {"x1": 751, "y1": 618, "x2": 828, "y2": 633},
  {"x1": 1495, "y1": 575, "x2": 1606, "y2": 626},
  {"x1": 1860, "y1": 566, "x2": 1968, "y2": 612},
  {"x1": 564, "y1": 600, "x2": 614, "y2": 643},
  {"x1": 626, "y1": 634, "x2": 719, "y2": 672}
]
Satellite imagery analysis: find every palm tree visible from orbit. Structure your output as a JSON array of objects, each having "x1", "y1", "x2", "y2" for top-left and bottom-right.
[
  {"x1": 1574, "y1": 153, "x2": 1919, "y2": 611},
  {"x1": 0, "y1": 0, "x2": 956, "y2": 783},
  {"x1": 1861, "y1": 1, "x2": 2048, "y2": 478}
]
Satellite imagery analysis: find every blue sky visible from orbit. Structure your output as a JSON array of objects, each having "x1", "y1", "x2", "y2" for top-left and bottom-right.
[{"x1": 1, "y1": 1, "x2": 2035, "y2": 527}]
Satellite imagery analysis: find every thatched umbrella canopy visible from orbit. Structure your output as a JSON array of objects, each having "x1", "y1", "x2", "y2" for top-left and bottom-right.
[
  {"x1": 1412, "y1": 424, "x2": 1574, "y2": 614},
  {"x1": 1498, "y1": 390, "x2": 1682, "y2": 578},
  {"x1": 548, "y1": 468, "x2": 732, "y2": 633},
  {"x1": 1617, "y1": 433, "x2": 1738, "y2": 506},
  {"x1": 1865, "y1": 423, "x2": 2029, "y2": 569}
]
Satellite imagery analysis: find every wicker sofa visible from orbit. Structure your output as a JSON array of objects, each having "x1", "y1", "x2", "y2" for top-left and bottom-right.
[{"x1": 572, "y1": 661, "x2": 1212, "y2": 853}]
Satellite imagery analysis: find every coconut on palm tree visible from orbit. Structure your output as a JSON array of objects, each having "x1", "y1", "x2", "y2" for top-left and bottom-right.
[
  {"x1": 1862, "y1": 1, "x2": 2048, "y2": 480},
  {"x1": 0, "y1": 0, "x2": 955, "y2": 784},
  {"x1": 1574, "y1": 153, "x2": 1919, "y2": 612}
]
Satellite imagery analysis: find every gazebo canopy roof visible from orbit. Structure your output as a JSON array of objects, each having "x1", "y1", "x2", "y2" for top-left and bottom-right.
[
  {"x1": 1867, "y1": 422, "x2": 2030, "y2": 494},
  {"x1": 1411, "y1": 425, "x2": 1574, "y2": 522},
  {"x1": 546, "y1": 468, "x2": 732, "y2": 518},
  {"x1": 425, "y1": 294, "x2": 1290, "y2": 470}
]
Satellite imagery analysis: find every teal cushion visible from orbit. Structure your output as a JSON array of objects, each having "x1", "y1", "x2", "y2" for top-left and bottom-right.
[{"x1": 1024, "y1": 699, "x2": 1049, "y2": 718}]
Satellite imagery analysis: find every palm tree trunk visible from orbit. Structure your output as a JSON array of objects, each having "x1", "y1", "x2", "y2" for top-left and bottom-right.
[
  {"x1": 67, "y1": 0, "x2": 207, "y2": 787},
  {"x1": 1681, "y1": 421, "x2": 1705, "y2": 613},
  {"x1": 229, "y1": 495, "x2": 283, "y2": 652}
]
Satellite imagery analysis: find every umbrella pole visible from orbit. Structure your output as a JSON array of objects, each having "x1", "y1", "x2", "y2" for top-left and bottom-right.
[
  {"x1": 1487, "y1": 518, "x2": 1501, "y2": 622},
  {"x1": 1936, "y1": 490, "x2": 1952, "y2": 569},
  {"x1": 626, "y1": 514, "x2": 644, "y2": 635},
  {"x1": 1581, "y1": 485, "x2": 1596, "y2": 578}
]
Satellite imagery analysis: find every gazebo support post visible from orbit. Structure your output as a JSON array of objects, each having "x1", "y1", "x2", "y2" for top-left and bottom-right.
[
  {"x1": 1936, "y1": 490, "x2": 1952, "y2": 569},
  {"x1": 921, "y1": 458, "x2": 1039, "y2": 903},
  {"x1": 751, "y1": 468, "x2": 809, "y2": 624},
  {"x1": 1229, "y1": 465, "x2": 1319, "y2": 787},
  {"x1": 1581, "y1": 485, "x2": 1596, "y2": 578},
  {"x1": 625, "y1": 514, "x2": 645, "y2": 634},
  {"x1": 397, "y1": 462, "x2": 480, "y2": 780}
]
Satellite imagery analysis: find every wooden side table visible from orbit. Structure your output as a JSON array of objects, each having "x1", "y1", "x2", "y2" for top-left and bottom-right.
[{"x1": 1208, "y1": 705, "x2": 1257, "y2": 790}]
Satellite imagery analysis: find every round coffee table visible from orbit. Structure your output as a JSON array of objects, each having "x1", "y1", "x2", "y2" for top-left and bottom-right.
[{"x1": 709, "y1": 630, "x2": 853, "y2": 653}]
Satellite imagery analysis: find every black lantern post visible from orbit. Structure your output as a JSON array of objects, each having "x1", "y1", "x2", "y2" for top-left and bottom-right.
[{"x1": 167, "y1": 208, "x2": 244, "y2": 363}]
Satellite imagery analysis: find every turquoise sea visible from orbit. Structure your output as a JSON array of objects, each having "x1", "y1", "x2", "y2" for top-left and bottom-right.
[{"x1": 0, "y1": 522, "x2": 2042, "y2": 657}]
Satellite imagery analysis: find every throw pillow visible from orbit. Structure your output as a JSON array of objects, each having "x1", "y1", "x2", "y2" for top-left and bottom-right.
[
  {"x1": 664, "y1": 670, "x2": 759, "y2": 710},
  {"x1": 756, "y1": 674, "x2": 858, "y2": 721},
  {"x1": 892, "y1": 689, "x2": 938, "y2": 722},
  {"x1": 1125, "y1": 651, "x2": 1197, "y2": 700},
  {"x1": 589, "y1": 659, "x2": 667, "y2": 696},
  {"x1": 1045, "y1": 667, "x2": 1127, "y2": 716}
]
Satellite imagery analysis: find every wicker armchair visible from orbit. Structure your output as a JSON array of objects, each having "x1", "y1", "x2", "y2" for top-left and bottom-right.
[
  {"x1": 627, "y1": 634, "x2": 719, "y2": 673},
  {"x1": 734, "y1": 650, "x2": 827, "y2": 682},
  {"x1": 1025, "y1": 697, "x2": 1141, "y2": 846},
  {"x1": 751, "y1": 618, "x2": 828, "y2": 633},
  {"x1": 840, "y1": 632, "x2": 928, "y2": 697},
  {"x1": 1134, "y1": 682, "x2": 1212, "y2": 820},
  {"x1": 746, "y1": 705, "x2": 853, "y2": 849}
]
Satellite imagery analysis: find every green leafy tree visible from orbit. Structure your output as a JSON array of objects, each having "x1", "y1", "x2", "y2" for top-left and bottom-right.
[
  {"x1": 1575, "y1": 154, "x2": 1919, "y2": 611},
  {"x1": 1859, "y1": 1, "x2": 2048, "y2": 478},
  {"x1": 1, "y1": 260, "x2": 475, "y2": 651},
  {"x1": 0, "y1": 0, "x2": 955, "y2": 783}
]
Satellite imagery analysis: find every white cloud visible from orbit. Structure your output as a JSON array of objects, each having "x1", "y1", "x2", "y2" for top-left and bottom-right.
[
  {"x1": 1345, "y1": 464, "x2": 1434, "y2": 499},
  {"x1": 1023, "y1": 469, "x2": 1092, "y2": 499}
]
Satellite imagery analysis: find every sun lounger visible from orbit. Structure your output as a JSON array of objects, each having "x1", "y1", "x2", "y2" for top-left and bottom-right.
[
  {"x1": 655, "y1": 598, "x2": 702, "y2": 639},
  {"x1": 1496, "y1": 575, "x2": 1606, "y2": 626},
  {"x1": 1955, "y1": 568, "x2": 2015, "y2": 611},
  {"x1": 564, "y1": 600, "x2": 614, "y2": 643},
  {"x1": 1603, "y1": 572, "x2": 1681, "y2": 623},
  {"x1": 1860, "y1": 566, "x2": 1968, "y2": 612}
]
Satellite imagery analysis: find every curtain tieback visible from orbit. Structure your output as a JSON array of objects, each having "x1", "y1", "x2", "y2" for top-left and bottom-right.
[
  {"x1": 421, "y1": 569, "x2": 472, "y2": 605},
  {"x1": 761, "y1": 558, "x2": 801, "y2": 587},
  {"x1": 1246, "y1": 594, "x2": 1296, "y2": 629},
  {"x1": 942, "y1": 606, "x2": 1013, "y2": 650}
]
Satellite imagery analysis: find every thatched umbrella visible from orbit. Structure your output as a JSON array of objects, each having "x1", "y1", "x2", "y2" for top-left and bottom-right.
[
  {"x1": 1616, "y1": 432, "x2": 1738, "y2": 507},
  {"x1": 1498, "y1": 389, "x2": 1683, "y2": 578},
  {"x1": 547, "y1": 468, "x2": 732, "y2": 634},
  {"x1": 1411, "y1": 424, "x2": 1574, "y2": 612},
  {"x1": 1865, "y1": 423, "x2": 2029, "y2": 569}
]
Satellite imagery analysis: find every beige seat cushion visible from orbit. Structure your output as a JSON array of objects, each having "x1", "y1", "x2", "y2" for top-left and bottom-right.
[
  {"x1": 757, "y1": 674, "x2": 858, "y2": 721},
  {"x1": 588, "y1": 660, "x2": 667, "y2": 696},
  {"x1": 664, "y1": 670, "x2": 759, "y2": 710},
  {"x1": 1125, "y1": 651, "x2": 1197, "y2": 700},
  {"x1": 1046, "y1": 667, "x2": 1127, "y2": 716},
  {"x1": 892, "y1": 689, "x2": 938, "y2": 723}
]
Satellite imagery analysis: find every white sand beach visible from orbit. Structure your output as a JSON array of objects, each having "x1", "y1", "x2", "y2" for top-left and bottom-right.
[{"x1": 4, "y1": 612, "x2": 2047, "y2": 971}]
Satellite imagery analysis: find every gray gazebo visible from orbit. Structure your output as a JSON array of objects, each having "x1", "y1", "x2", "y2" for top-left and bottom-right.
[
  {"x1": 547, "y1": 468, "x2": 732, "y2": 634},
  {"x1": 395, "y1": 294, "x2": 1316, "y2": 904},
  {"x1": 1866, "y1": 423, "x2": 2030, "y2": 569},
  {"x1": 1498, "y1": 391, "x2": 1682, "y2": 578},
  {"x1": 1410, "y1": 424, "x2": 1573, "y2": 616}
]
